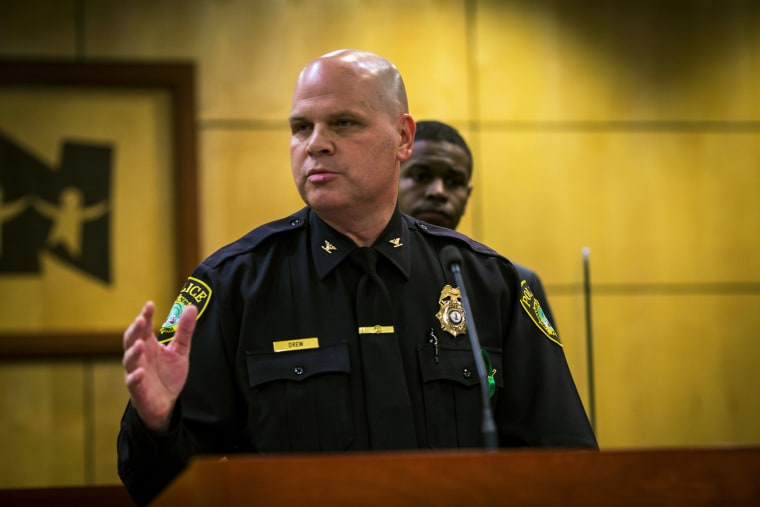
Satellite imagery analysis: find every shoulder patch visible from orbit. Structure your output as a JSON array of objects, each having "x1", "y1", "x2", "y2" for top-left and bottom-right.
[
  {"x1": 519, "y1": 280, "x2": 562, "y2": 346},
  {"x1": 158, "y1": 276, "x2": 212, "y2": 343}
]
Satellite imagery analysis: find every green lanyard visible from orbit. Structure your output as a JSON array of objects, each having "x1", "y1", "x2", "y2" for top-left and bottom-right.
[{"x1": 481, "y1": 349, "x2": 497, "y2": 398}]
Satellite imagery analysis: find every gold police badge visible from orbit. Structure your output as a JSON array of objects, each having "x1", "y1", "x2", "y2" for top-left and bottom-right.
[{"x1": 435, "y1": 284, "x2": 467, "y2": 337}]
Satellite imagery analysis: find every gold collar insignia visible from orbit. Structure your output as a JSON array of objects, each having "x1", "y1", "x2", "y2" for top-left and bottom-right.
[
  {"x1": 321, "y1": 240, "x2": 337, "y2": 254},
  {"x1": 389, "y1": 237, "x2": 403, "y2": 248}
]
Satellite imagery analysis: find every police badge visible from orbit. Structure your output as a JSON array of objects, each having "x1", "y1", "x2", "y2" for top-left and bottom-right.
[{"x1": 435, "y1": 284, "x2": 467, "y2": 337}]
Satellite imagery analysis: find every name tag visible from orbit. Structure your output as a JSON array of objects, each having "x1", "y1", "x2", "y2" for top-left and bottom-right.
[{"x1": 273, "y1": 337, "x2": 319, "y2": 352}]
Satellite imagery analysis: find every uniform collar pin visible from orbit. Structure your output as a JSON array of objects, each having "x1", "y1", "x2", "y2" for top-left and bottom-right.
[{"x1": 321, "y1": 240, "x2": 337, "y2": 254}]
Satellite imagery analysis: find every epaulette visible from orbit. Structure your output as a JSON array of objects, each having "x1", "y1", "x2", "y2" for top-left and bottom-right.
[
  {"x1": 406, "y1": 216, "x2": 504, "y2": 260},
  {"x1": 203, "y1": 207, "x2": 309, "y2": 268}
]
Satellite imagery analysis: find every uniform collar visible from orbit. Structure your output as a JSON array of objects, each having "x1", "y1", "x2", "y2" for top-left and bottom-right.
[{"x1": 309, "y1": 206, "x2": 411, "y2": 280}]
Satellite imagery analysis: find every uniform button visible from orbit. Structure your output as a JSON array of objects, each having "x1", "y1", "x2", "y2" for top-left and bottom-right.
[
  {"x1": 462, "y1": 368, "x2": 472, "y2": 379},
  {"x1": 290, "y1": 218, "x2": 302, "y2": 226},
  {"x1": 294, "y1": 366, "x2": 304, "y2": 375},
  {"x1": 419, "y1": 223, "x2": 428, "y2": 230}
]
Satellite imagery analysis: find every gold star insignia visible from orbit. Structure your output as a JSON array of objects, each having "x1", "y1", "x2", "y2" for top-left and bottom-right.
[
  {"x1": 389, "y1": 237, "x2": 403, "y2": 248},
  {"x1": 321, "y1": 240, "x2": 337, "y2": 254}
]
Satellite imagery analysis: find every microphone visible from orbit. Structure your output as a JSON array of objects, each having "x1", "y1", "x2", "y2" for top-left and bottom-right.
[{"x1": 439, "y1": 245, "x2": 498, "y2": 450}]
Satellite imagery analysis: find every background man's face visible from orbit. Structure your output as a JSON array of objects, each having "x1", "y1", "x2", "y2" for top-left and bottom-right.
[{"x1": 398, "y1": 139, "x2": 472, "y2": 229}]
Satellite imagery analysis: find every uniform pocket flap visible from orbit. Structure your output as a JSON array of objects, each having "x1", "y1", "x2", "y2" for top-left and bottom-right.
[
  {"x1": 246, "y1": 342, "x2": 350, "y2": 387},
  {"x1": 417, "y1": 345, "x2": 503, "y2": 389}
]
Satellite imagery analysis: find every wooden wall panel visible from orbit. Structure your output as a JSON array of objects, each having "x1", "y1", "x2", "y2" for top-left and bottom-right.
[
  {"x1": 85, "y1": 0, "x2": 471, "y2": 122},
  {"x1": 475, "y1": 0, "x2": 760, "y2": 122},
  {"x1": 200, "y1": 129, "x2": 302, "y2": 255},
  {"x1": 592, "y1": 293, "x2": 760, "y2": 448},
  {"x1": 92, "y1": 360, "x2": 129, "y2": 485},
  {"x1": 477, "y1": 131, "x2": 760, "y2": 284},
  {"x1": 0, "y1": 361, "x2": 85, "y2": 488},
  {"x1": 543, "y1": 293, "x2": 593, "y2": 418}
]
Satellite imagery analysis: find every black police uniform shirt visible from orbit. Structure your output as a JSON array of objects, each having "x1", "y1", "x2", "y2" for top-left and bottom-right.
[{"x1": 118, "y1": 206, "x2": 597, "y2": 506}]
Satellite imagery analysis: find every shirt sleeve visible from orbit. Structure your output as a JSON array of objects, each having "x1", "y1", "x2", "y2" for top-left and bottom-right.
[
  {"x1": 496, "y1": 266, "x2": 598, "y2": 449},
  {"x1": 117, "y1": 262, "x2": 244, "y2": 506}
]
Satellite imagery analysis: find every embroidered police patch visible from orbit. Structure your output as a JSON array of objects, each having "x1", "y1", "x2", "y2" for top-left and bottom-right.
[
  {"x1": 519, "y1": 280, "x2": 561, "y2": 346},
  {"x1": 158, "y1": 276, "x2": 212, "y2": 343}
]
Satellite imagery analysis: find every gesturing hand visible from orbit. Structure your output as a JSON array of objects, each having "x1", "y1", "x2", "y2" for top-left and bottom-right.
[{"x1": 122, "y1": 301, "x2": 198, "y2": 432}]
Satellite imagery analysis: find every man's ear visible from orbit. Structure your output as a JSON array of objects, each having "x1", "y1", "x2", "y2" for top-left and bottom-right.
[{"x1": 397, "y1": 114, "x2": 416, "y2": 161}]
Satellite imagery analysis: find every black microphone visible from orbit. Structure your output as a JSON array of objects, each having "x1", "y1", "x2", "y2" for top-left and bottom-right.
[{"x1": 439, "y1": 245, "x2": 498, "y2": 450}]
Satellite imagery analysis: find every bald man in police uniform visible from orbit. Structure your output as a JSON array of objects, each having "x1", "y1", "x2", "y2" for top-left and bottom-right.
[{"x1": 118, "y1": 49, "x2": 597, "y2": 506}]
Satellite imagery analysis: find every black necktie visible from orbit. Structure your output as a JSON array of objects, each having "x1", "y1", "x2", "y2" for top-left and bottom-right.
[{"x1": 350, "y1": 246, "x2": 417, "y2": 449}]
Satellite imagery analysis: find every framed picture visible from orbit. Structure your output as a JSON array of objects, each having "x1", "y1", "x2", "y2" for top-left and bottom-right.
[{"x1": 0, "y1": 60, "x2": 199, "y2": 357}]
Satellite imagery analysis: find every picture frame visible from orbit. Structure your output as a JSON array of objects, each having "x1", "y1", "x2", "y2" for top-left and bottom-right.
[{"x1": 0, "y1": 60, "x2": 199, "y2": 357}]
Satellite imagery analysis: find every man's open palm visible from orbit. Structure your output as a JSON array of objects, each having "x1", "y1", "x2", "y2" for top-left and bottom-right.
[{"x1": 123, "y1": 301, "x2": 197, "y2": 432}]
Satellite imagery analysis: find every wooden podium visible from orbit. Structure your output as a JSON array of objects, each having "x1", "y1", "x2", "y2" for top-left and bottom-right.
[{"x1": 151, "y1": 446, "x2": 760, "y2": 506}]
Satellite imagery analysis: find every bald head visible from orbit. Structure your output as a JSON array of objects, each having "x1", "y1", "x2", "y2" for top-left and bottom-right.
[{"x1": 295, "y1": 49, "x2": 409, "y2": 117}]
